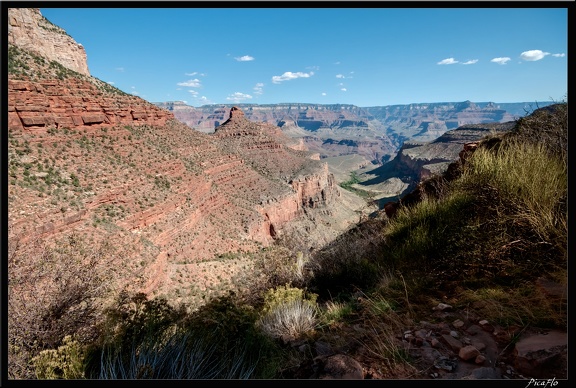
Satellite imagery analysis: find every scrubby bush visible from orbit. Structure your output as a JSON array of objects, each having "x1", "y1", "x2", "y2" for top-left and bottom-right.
[
  {"x1": 32, "y1": 335, "x2": 86, "y2": 379},
  {"x1": 8, "y1": 232, "x2": 122, "y2": 379}
]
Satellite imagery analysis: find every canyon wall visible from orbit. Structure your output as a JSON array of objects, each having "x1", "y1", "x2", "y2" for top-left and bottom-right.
[{"x1": 8, "y1": 8, "x2": 90, "y2": 76}]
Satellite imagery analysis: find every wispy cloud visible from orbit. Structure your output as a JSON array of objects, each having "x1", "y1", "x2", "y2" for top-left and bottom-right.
[
  {"x1": 490, "y1": 57, "x2": 510, "y2": 65},
  {"x1": 552, "y1": 53, "x2": 566, "y2": 58},
  {"x1": 188, "y1": 90, "x2": 199, "y2": 95},
  {"x1": 115, "y1": 67, "x2": 125, "y2": 72},
  {"x1": 337, "y1": 72, "x2": 355, "y2": 79},
  {"x1": 235, "y1": 55, "x2": 255, "y2": 61},
  {"x1": 461, "y1": 59, "x2": 478, "y2": 65},
  {"x1": 491, "y1": 57, "x2": 511, "y2": 65},
  {"x1": 185, "y1": 71, "x2": 206, "y2": 76},
  {"x1": 226, "y1": 92, "x2": 253, "y2": 102},
  {"x1": 340, "y1": 88, "x2": 347, "y2": 92},
  {"x1": 272, "y1": 71, "x2": 314, "y2": 84},
  {"x1": 437, "y1": 58, "x2": 458, "y2": 65},
  {"x1": 520, "y1": 50, "x2": 550, "y2": 61},
  {"x1": 177, "y1": 79, "x2": 202, "y2": 87},
  {"x1": 253, "y1": 83, "x2": 264, "y2": 95},
  {"x1": 321, "y1": 92, "x2": 327, "y2": 96}
]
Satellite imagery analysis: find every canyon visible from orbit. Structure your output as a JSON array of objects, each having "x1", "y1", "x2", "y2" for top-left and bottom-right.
[
  {"x1": 6, "y1": 7, "x2": 552, "y2": 306},
  {"x1": 7, "y1": 8, "x2": 368, "y2": 305},
  {"x1": 6, "y1": 8, "x2": 566, "y2": 381}
]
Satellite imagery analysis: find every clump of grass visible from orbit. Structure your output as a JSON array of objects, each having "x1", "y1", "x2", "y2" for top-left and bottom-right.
[
  {"x1": 459, "y1": 138, "x2": 567, "y2": 248},
  {"x1": 318, "y1": 299, "x2": 356, "y2": 328},
  {"x1": 383, "y1": 191, "x2": 475, "y2": 273},
  {"x1": 257, "y1": 285, "x2": 318, "y2": 342},
  {"x1": 258, "y1": 300, "x2": 318, "y2": 342}
]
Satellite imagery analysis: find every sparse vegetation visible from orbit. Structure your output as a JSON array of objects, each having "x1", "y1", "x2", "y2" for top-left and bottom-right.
[
  {"x1": 7, "y1": 36, "x2": 567, "y2": 380},
  {"x1": 9, "y1": 102, "x2": 567, "y2": 380}
]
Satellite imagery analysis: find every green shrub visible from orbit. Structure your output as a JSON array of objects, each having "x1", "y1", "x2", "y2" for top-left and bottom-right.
[{"x1": 32, "y1": 335, "x2": 86, "y2": 379}]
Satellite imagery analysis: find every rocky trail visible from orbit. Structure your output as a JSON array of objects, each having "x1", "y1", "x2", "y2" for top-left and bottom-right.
[{"x1": 282, "y1": 278, "x2": 567, "y2": 380}]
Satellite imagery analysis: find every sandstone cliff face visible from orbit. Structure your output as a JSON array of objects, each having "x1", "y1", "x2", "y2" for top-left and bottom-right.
[{"x1": 8, "y1": 8, "x2": 89, "y2": 76}]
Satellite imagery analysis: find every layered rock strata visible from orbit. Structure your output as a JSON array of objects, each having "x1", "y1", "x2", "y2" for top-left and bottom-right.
[{"x1": 7, "y1": 77, "x2": 173, "y2": 133}]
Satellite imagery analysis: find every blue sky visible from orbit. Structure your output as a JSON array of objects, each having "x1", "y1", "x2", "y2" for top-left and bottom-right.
[{"x1": 39, "y1": 6, "x2": 568, "y2": 107}]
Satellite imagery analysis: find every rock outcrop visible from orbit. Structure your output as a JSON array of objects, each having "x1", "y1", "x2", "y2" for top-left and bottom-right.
[
  {"x1": 8, "y1": 8, "x2": 89, "y2": 76},
  {"x1": 7, "y1": 77, "x2": 173, "y2": 133}
]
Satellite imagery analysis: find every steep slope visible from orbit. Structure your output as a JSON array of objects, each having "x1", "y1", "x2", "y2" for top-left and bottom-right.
[{"x1": 7, "y1": 8, "x2": 369, "y2": 305}]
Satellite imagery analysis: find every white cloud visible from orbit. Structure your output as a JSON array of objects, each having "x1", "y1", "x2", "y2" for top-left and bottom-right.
[
  {"x1": 341, "y1": 88, "x2": 347, "y2": 92},
  {"x1": 321, "y1": 92, "x2": 327, "y2": 96},
  {"x1": 520, "y1": 50, "x2": 549, "y2": 61},
  {"x1": 177, "y1": 79, "x2": 202, "y2": 87},
  {"x1": 197, "y1": 96, "x2": 212, "y2": 104},
  {"x1": 188, "y1": 90, "x2": 198, "y2": 95},
  {"x1": 226, "y1": 92, "x2": 253, "y2": 102},
  {"x1": 491, "y1": 57, "x2": 511, "y2": 65},
  {"x1": 235, "y1": 55, "x2": 255, "y2": 61},
  {"x1": 552, "y1": 53, "x2": 566, "y2": 57},
  {"x1": 336, "y1": 74, "x2": 345, "y2": 78},
  {"x1": 461, "y1": 59, "x2": 478, "y2": 65},
  {"x1": 115, "y1": 67, "x2": 124, "y2": 72},
  {"x1": 271, "y1": 71, "x2": 314, "y2": 84},
  {"x1": 438, "y1": 58, "x2": 458, "y2": 65},
  {"x1": 185, "y1": 72, "x2": 198, "y2": 76},
  {"x1": 253, "y1": 83, "x2": 264, "y2": 95}
]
